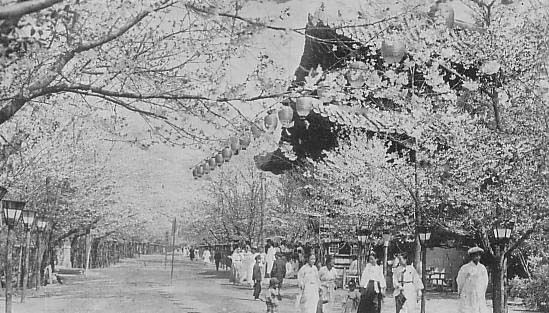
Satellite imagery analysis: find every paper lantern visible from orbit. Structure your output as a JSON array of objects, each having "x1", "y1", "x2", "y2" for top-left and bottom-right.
[
  {"x1": 381, "y1": 40, "x2": 406, "y2": 64},
  {"x1": 295, "y1": 97, "x2": 314, "y2": 119},
  {"x1": 221, "y1": 147, "x2": 232, "y2": 162},
  {"x1": 208, "y1": 157, "x2": 217, "y2": 170},
  {"x1": 195, "y1": 165, "x2": 204, "y2": 177},
  {"x1": 215, "y1": 153, "x2": 224, "y2": 166},
  {"x1": 230, "y1": 137, "x2": 240, "y2": 154},
  {"x1": 239, "y1": 135, "x2": 251, "y2": 150},
  {"x1": 202, "y1": 162, "x2": 210, "y2": 174},
  {"x1": 278, "y1": 106, "x2": 294, "y2": 128},
  {"x1": 264, "y1": 113, "x2": 278, "y2": 131}
]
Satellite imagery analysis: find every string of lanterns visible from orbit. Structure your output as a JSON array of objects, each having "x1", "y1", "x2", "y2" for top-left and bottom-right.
[{"x1": 191, "y1": 96, "x2": 318, "y2": 179}]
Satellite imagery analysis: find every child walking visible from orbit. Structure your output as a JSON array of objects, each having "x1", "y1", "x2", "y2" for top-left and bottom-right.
[
  {"x1": 343, "y1": 280, "x2": 361, "y2": 313},
  {"x1": 266, "y1": 278, "x2": 280, "y2": 313},
  {"x1": 253, "y1": 255, "x2": 263, "y2": 300}
]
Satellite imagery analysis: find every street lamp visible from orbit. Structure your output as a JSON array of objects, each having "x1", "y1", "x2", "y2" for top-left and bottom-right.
[
  {"x1": 2, "y1": 200, "x2": 25, "y2": 313},
  {"x1": 418, "y1": 226, "x2": 431, "y2": 313},
  {"x1": 382, "y1": 232, "x2": 392, "y2": 277},
  {"x1": 20, "y1": 210, "x2": 36, "y2": 303},
  {"x1": 34, "y1": 218, "x2": 48, "y2": 291}
]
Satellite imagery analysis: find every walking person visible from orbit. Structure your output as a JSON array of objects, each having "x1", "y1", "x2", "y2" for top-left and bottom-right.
[
  {"x1": 202, "y1": 248, "x2": 211, "y2": 265},
  {"x1": 456, "y1": 247, "x2": 489, "y2": 313},
  {"x1": 343, "y1": 280, "x2": 361, "y2": 313},
  {"x1": 297, "y1": 254, "x2": 321, "y2": 313},
  {"x1": 358, "y1": 252, "x2": 386, "y2": 313},
  {"x1": 392, "y1": 253, "x2": 423, "y2": 313},
  {"x1": 252, "y1": 254, "x2": 263, "y2": 300},
  {"x1": 270, "y1": 252, "x2": 287, "y2": 300},
  {"x1": 318, "y1": 256, "x2": 338, "y2": 313},
  {"x1": 214, "y1": 249, "x2": 222, "y2": 271},
  {"x1": 189, "y1": 247, "x2": 195, "y2": 261}
]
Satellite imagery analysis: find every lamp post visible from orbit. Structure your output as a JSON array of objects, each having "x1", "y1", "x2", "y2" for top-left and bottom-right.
[
  {"x1": 418, "y1": 227, "x2": 431, "y2": 313},
  {"x1": 34, "y1": 218, "x2": 48, "y2": 291},
  {"x1": 492, "y1": 221, "x2": 514, "y2": 313},
  {"x1": 20, "y1": 210, "x2": 36, "y2": 303},
  {"x1": 2, "y1": 200, "x2": 25, "y2": 313},
  {"x1": 382, "y1": 233, "x2": 392, "y2": 277}
]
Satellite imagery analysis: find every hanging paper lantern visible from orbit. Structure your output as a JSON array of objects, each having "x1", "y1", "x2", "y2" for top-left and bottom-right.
[
  {"x1": 192, "y1": 167, "x2": 199, "y2": 179},
  {"x1": 230, "y1": 137, "x2": 240, "y2": 153},
  {"x1": 215, "y1": 153, "x2": 224, "y2": 166},
  {"x1": 381, "y1": 40, "x2": 406, "y2": 64},
  {"x1": 201, "y1": 162, "x2": 210, "y2": 175},
  {"x1": 195, "y1": 165, "x2": 204, "y2": 177},
  {"x1": 278, "y1": 106, "x2": 294, "y2": 128},
  {"x1": 208, "y1": 157, "x2": 216, "y2": 170},
  {"x1": 239, "y1": 135, "x2": 251, "y2": 150},
  {"x1": 295, "y1": 97, "x2": 314, "y2": 119},
  {"x1": 221, "y1": 147, "x2": 232, "y2": 162},
  {"x1": 264, "y1": 113, "x2": 278, "y2": 131}
]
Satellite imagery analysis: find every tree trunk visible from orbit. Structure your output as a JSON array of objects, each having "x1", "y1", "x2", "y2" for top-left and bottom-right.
[{"x1": 492, "y1": 246, "x2": 507, "y2": 313}]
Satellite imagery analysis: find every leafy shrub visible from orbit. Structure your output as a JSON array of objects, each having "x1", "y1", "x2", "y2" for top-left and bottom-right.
[{"x1": 525, "y1": 264, "x2": 549, "y2": 310}]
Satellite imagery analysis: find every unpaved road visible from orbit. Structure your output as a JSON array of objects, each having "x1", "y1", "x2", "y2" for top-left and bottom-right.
[{"x1": 3, "y1": 254, "x2": 536, "y2": 313}]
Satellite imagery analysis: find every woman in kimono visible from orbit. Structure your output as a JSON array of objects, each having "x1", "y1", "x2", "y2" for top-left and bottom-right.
[
  {"x1": 392, "y1": 253, "x2": 423, "y2": 313},
  {"x1": 319, "y1": 257, "x2": 338, "y2": 313},
  {"x1": 358, "y1": 252, "x2": 386, "y2": 313},
  {"x1": 229, "y1": 248, "x2": 242, "y2": 284},
  {"x1": 266, "y1": 244, "x2": 276, "y2": 277},
  {"x1": 297, "y1": 254, "x2": 321, "y2": 313}
]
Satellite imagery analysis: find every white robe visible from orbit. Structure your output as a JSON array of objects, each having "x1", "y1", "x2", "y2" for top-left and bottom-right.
[
  {"x1": 202, "y1": 250, "x2": 211, "y2": 264},
  {"x1": 392, "y1": 265, "x2": 423, "y2": 313},
  {"x1": 456, "y1": 261, "x2": 488, "y2": 313},
  {"x1": 319, "y1": 266, "x2": 338, "y2": 313},
  {"x1": 266, "y1": 246, "x2": 276, "y2": 275},
  {"x1": 297, "y1": 264, "x2": 320, "y2": 313}
]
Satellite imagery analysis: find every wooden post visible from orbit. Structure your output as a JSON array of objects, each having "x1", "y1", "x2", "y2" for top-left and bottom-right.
[{"x1": 170, "y1": 218, "x2": 176, "y2": 282}]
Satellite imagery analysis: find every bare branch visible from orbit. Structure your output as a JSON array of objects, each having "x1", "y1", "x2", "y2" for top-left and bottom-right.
[{"x1": 0, "y1": 0, "x2": 62, "y2": 20}]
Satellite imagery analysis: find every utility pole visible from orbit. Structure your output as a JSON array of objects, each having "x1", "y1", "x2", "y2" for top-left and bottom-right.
[{"x1": 170, "y1": 218, "x2": 176, "y2": 282}]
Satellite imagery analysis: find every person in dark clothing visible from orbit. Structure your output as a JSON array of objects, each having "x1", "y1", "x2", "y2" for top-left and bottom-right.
[
  {"x1": 214, "y1": 249, "x2": 222, "y2": 271},
  {"x1": 253, "y1": 254, "x2": 263, "y2": 300},
  {"x1": 189, "y1": 247, "x2": 195, "y2": 261},
  {"x1": 270, "y1": 252, "x2": 286, "y2": 300}
]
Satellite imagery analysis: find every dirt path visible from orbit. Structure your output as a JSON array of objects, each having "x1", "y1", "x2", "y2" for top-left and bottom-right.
[{"x1": 2, "y1": 254, "x2": 536, "y2": 313}]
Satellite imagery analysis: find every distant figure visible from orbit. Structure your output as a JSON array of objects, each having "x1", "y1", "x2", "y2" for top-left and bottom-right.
[
  {"x1": 348, "y1": 255, "x2": 359, "y2": 276},
  {"x1": 392, "y1": 253, "x2": 423, "y2": 313},
  {"x1": 266, "y1": 244, "x2": 276, "y2": 277},
  {"x1": 457, "y1": 247, "x2": 489, "y2": 313},
  {"x1": 266, "y1": 277, "x2": 280, "y2": 313},
  {"x1": 358, "y1": 252, "x2": 386, "y2": 313},
  {"x1": 343, "y1": 280, "x2": 361, "y2": 313},
  {"x1": 202, "y1": 248, "x2": 211, "y2": 264},
  {"x1": 214, "y1": 249, "x2": 222, "y2": 271},
  {"x1": 319, "y1": 257, "x2": 338, "y2": 313},
  {"x1": 189, "y1": 247, "x2": 195, "y2": 261},
  {"x1": 252, "y1": 255, "x2": 263, "y2": 300},
  {"x1": 297, "y1": 254, "x2": 320, "y2": 313},
  {"x1": 270, "y1": 252, "x2": 287, "y2": 300}
]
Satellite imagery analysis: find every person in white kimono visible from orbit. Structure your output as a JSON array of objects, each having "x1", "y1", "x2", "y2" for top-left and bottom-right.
[
  {"x1": 229, "y1": 248, "x2": 242, "y2": 284},
  {"x1": 457, "y1": 247, "x2": 488, "y2": 313},
  {"x1": 266, "y1": 244, "x2": 276, "y2": 277},
  {"x1": 319, "y1": 257, "x2": 338, "y2": 313},
  {"x1": 392, "y1": 253, "x2": 423, "y2": 313},
  {"x1": 297, "y1": 254, "x2": 321, "y2": 313},
  {"x1": 358, "y1": 253, "x2": 386, "y2": 313},
  {"x1": 202, "y1": 248, "x2": 211, "y2": 264}
]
